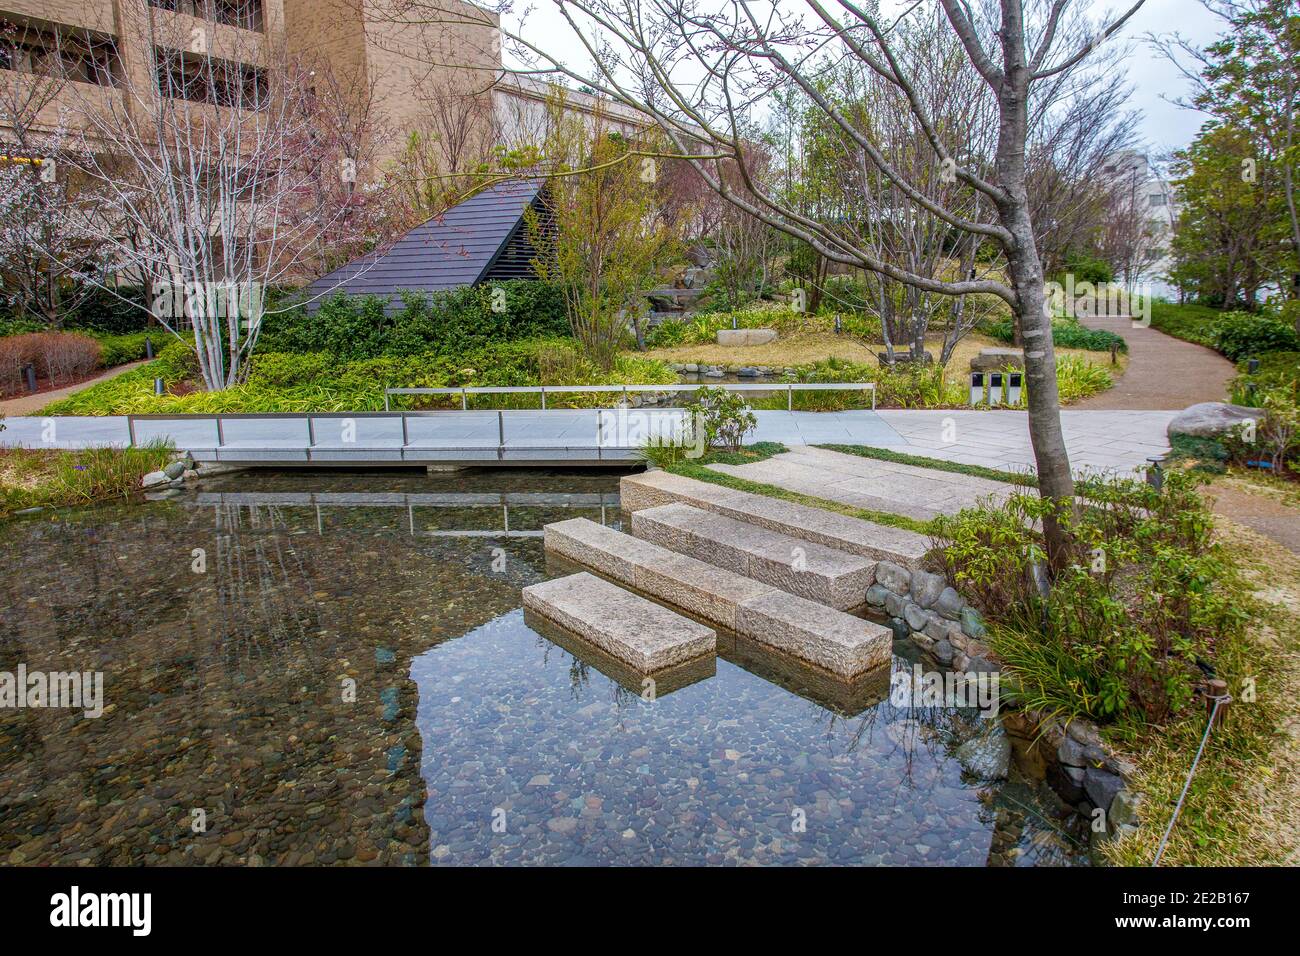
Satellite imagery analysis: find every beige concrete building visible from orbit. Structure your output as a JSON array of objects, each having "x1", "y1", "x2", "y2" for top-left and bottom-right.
[
  {"x1": 3, "y1": 0, "x2": 645, "y2": 175},
  {"x1": 1, "y1": 2, "x2": 287, "y2": 146}
]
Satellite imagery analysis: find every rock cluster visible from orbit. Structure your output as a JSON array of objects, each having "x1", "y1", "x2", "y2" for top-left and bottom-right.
[
  {"x1": 140, "y1": 452, "x2": 245, "y2": 490},
  {"x1": 864, "y1": 562, "x2": 995, "y2": 673},
  {"x1": 868, "y1": 561, "x2": 1144, "y2": 846}
]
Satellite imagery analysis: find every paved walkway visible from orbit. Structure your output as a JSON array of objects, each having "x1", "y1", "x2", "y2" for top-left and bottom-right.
[
  {"x1": 707, "y1": 445, "x2": 1014, "y2": 520},
  {"x1": 1072, "y1": 314, "x2": 1233, "y2": 410},
  {"x1": 0, "y1": 360, "x2": 147, "y2": 417},
  {"x1": 1206, "y1": 482, "x2": 1300, "y2": 555},
  {"x1": 874, "y1": 409, "x2": 1174, "y2": 476}
]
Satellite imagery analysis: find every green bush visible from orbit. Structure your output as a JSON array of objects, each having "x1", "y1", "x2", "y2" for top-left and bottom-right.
[
  {"x1": 1209, "y1": 311, "x2": 1300, "y2": 361},
  {"x1": 1051, "y1": 250, "x2": 1114, "y2": 286},
  {"x1": 259, "y1": 282, "x2": 570, "y2": 360},
  {"x1": 932, "y1": 470, "x2": 1247, "y2": 725},
  {"x1": 984, "y1": 317, "x2": 1127, "y2": 353},
  {"x1": 1149, "y1": 301, "x2": 1224, "y2": 347},
  {"x1": 686, "y1": 386, "x2": 757, "y2": 452},
  {"x1": 41, "y1": 337, "x2": 679, "y2": 415},
  {"x1": 92, "y1": 331, "x2": 156, "y2": 367}
]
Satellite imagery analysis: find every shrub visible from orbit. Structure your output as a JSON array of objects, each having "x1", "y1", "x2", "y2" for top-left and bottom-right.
[
  {"x1": 258, "y1": 281, "x2": 570, "y2": 360},
  {"x1": 40, "y1": 337, "x2": 679, "y2": 415},
  {"x1": 1209, "y1": 311, "x2": 1300, "y2": 361},
  {"x1": 1054, "y1": 353, "x2": 1113, "y2": 402},
  {"x1": 932, "y1": 470, "x2": 1246, "y2": 725},
  {"x1": 0, "y1": 332, "x2": 102, "y2": 393},
  {"x1": 93, "y1": 331, "x2": 155, "y2": 367},
  {"x1": 1149, "y1": 301, "x2": 1223, "y2": 347},
  {"x1": 686, "y1": 386, "x2": 757, "y2": 452},
  {"x1": 984, "y1": 317, "x2": 1127, "y2": 353}
]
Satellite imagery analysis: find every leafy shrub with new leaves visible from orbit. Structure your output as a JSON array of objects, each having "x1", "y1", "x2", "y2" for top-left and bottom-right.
[
  {"x1": 931, "y1": 471, "x2": 1247, "y2": 725},
  {"x1": 1210, "y1": 311, "x2": 1300, "y2": 361},
  {"x1": 984, "y1": 317, "x2": 1127, "y2": 353},
  {"x1": 686, "y1": 386, "x2": 756, "y2": 452}
]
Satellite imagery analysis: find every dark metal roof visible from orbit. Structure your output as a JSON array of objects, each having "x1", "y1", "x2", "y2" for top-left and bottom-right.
[{"x1": 303, "y1": 179, "x2": 543, "y2": 312}]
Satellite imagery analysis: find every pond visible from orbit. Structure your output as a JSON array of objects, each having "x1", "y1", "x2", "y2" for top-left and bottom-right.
[{"x1": 0, "y1": 468, "x2": 1090, "y2": 866}]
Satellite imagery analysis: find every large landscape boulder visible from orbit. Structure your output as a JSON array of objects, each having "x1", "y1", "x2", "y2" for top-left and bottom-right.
[
  {"x1": 716, "y1": 328, "x2": 777, "y2": 346},
  {"x1": 1167, "y1": 401, "x2": 1265, "y2": 439},
  {"x1": 969, "y1": 347, "x2": 1025, "y2": 372}
]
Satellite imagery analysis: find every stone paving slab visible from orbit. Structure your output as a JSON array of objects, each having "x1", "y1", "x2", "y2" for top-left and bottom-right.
[
  {"x1": 523, "y1": 608, "x2": 716, "y2": 697},
  {"x1": 631, "y1": 502, "x2": 875, "y2": 610},
  {"x1": 522, "y1": 572, "x2": 715, "y2": 672},
  {"x1": 735, "y1": 589, "x2": 892, "y2": 677},
  {"x1": 542, "y1": 517, "x2": 891, "y2": 677},
  {"x1": 620, "y1": 470, "x2": 929, "y2": 567},
  {"x1": 706, "y1": 445, "x2": 1013, "y2": 521},
  {"x1": 873, "y1": 409, "x2": 1175, "y2": 476}
]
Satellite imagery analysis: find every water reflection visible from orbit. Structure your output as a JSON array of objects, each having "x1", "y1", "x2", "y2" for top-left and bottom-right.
[{"x1": 0, "y1": 468, "x2": 1088, "y2": 866}]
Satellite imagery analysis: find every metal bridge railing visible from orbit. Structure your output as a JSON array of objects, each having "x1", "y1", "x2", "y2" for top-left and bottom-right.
[{"x1": 382, "y1": 381, "x2": 877, "y2": 412}]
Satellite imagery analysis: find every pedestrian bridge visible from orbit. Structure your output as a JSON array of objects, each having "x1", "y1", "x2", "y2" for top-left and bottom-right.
[{"x1": 0, "y1": 407, "x2": 903, "y2": 466}]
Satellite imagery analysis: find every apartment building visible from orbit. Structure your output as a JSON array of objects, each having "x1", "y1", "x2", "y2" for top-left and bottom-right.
[{"x1": 1, "y1": 1, "x2": 288, "y2": 147}]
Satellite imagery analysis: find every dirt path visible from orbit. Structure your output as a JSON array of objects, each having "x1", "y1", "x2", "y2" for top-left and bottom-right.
[
  {"x1": 0, "y1": 360, "x2": 147, "y2": 417},
  {"x1": 1071, "y1": 314, "x2": 1234, "y2": 410},
  {"x1": 1206, "y1": 479, "x2": 1300, "y2": 555}
]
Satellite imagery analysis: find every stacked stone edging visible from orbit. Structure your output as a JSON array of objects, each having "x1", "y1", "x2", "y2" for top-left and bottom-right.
[
  {"x1": 865, "y1": 561, "x2": 996, "y2": 673},
  {"x1": 1002, "y1": 709, "x2": 1142, "y2": 846},
  {"x1": 869, "y1": 560, "x2": 1142, "y2": 843}
]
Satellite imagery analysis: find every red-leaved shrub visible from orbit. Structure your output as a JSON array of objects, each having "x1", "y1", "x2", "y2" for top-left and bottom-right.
[{"x1": 0, "y1": 332, "x2": 102, "y2": 394}]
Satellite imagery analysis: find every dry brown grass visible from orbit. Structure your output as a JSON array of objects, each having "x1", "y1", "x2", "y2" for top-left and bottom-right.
[{"x1": 640, "y1": 330, "x2": 1128, "y2": 381}]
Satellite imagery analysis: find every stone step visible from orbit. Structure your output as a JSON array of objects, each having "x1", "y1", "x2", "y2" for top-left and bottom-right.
[
  {"x1": 543, "y1": 518, "x2": 891, "y2": 678},
  {"x1": 630, "y1": 502, "x2": 875, "y2": 611},
  {"x1": 621, "y1": 469, "x2": 929, "y2": 568},
  {"x1": 522, "y1": 572, "x2": 715, "y2": 672}
]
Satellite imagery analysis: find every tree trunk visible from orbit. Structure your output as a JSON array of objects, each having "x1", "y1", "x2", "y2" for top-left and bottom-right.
[{"x1": 996, "y1": 45, "x2": 1075, "y2": 571}]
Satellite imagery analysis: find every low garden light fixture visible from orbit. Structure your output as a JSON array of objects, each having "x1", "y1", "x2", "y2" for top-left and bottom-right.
[{"x1": 1146, "y1": 455, "x2": 1165, "y2": 492}]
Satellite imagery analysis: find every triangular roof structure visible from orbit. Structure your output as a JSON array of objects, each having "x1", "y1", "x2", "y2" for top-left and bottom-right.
[{"x1": 303, "y1": 179, "x2": 545, "y2": 312}]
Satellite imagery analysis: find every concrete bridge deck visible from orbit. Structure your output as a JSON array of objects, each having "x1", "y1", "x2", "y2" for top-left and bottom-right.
[{"x1": 0, "y1": 407, "x2": 1175, "y2": 473}]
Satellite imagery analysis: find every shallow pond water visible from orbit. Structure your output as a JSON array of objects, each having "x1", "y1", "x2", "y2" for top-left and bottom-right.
[{"x1": 0, "y1": 468, "x2": 1089, "y2": 866}]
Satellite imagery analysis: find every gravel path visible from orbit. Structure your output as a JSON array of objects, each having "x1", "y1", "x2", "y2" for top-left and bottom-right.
[{"x1": 1071, "y1": 314, "x2": 1234, "y2": 410}]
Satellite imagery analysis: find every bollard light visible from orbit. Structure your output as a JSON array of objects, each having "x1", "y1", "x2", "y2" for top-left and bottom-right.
[
  {"x1": 1247, "y1": 357, "x2": 1259, "y2": 374},
  {"x1": 1007, "y1": 372, "x2": 1023, "y2": 405},
  {"x1": 1146, "y1": 455, "x2": 1164, "y2": 492},
  {"x1": 23, "y1": 363, "x2": 37, "y2": 393},
  {"x1": 988, "y1": 372, "x2": 1003, "y2": 406},
  {"x1": 969, "y1": 372, "x2": 986, "y2": 406},
  {"x1": 154, "y1": 377, "x2": 164, "y2": 395},
  {"x1": 145, "y1": 335, "x2": 154, "y2": 360},
  {"x1": 834, "y1": 315, "x2": 842, "y2": 335}
]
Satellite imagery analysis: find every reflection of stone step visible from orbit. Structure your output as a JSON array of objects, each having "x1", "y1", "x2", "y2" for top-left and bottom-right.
[
  {"x1": 621, "y1": 470, "x2": 928, "y2": 568},
  {"x1": 543, "y1": 519, "x2": 891, "y2": 678},
  {"x1": 631, "y1": 502, "x2": 875, "y2": 611},
  {"x1": 522, "y1": 572, "x2": 715, "y2": 672}
]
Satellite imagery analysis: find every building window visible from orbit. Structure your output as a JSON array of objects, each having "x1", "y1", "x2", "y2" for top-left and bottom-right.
[
  {"x1": 0, "y1": 20, "x2": 121, "y2": 86},
  {"x1": 154, "y1": 47, "x2": 268, "y2": 107},
  {"x1": 147, "y1": 1, "x2": 266, "y2": 33},
  {"x1": 1149, "y1": 194, "x2": 1166, "y2": 207}
]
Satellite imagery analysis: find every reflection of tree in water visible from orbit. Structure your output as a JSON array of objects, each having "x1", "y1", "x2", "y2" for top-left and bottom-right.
[{"x1": 211, "y1": 505, "x2": 323, "y2": 670}]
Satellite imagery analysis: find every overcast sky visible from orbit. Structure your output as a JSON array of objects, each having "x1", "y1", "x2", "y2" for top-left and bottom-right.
[{"x1": 502, "y1": 0, "x2": 1229, "y2": 159}]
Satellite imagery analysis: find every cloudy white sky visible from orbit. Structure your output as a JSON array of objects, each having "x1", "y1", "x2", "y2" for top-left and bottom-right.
[{"x1": 501, "y1": 0, "x2": 1229, "y2": 157}]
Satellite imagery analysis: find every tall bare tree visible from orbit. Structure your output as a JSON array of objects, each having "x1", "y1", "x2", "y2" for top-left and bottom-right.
[
  {"x1": 55, "y1": 2, "x2": 364, "y2": 389},
  {"x1": 476, "y1": 0, "x2": 1149, "y2": 566}
]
